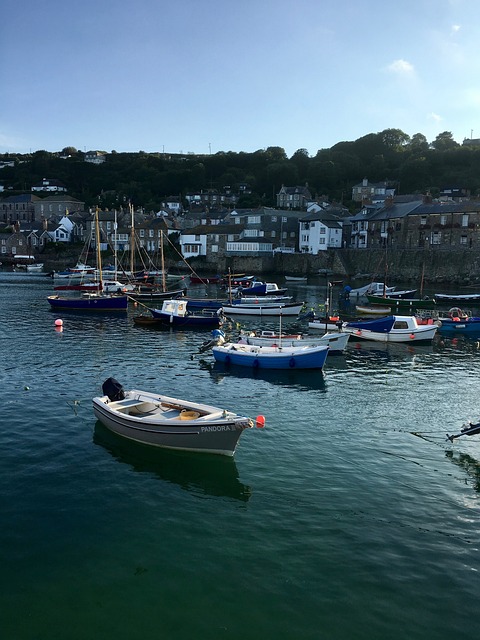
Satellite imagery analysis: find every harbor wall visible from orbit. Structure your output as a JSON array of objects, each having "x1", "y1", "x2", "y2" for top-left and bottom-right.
[{"x1": 208, "y1": 248, "x2": 480, "y2": 285}]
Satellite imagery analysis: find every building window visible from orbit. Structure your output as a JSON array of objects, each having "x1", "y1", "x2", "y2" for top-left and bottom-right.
[
  {"x1": 271, "y1": 216, "x2": 277, "y2": 222},
  {"x1": 320, "y1": 227, "x2": 326, "y2": 234},
  {"x1": 460, "y1": 235, "x2": 468, "y2": 245},
  {"x1": 440, "y1": 215, "x2": 447, "y2": 225},
  {"x1": 211, "y1": 245, "x2": 218, "y2": 252},
  {"x1": 462, "y1": 214, "x2": 469, "y2": 227},
  {"x1": 139, "y1": 229, "x2": 145, "y2": 237}
]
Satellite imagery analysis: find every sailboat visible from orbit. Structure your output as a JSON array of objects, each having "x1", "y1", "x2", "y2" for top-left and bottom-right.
[
  {"x1": 127, "y1": 229, "x2": 186, "y2": 302},
  {"x1": 47, "y1": 210, "x2": 129, "y2": 312}
]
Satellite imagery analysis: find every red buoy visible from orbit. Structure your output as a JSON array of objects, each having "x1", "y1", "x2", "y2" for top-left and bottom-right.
[{"x1": 256, "y1": 415, "x2": 266, "y2": 428}]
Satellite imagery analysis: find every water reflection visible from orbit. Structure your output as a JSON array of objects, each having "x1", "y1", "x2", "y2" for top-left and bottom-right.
[
  {"x1": 199, "y1": 359, "x2": 327, "y2": 391},
  {"x1": 93, "y1": 422, "x2": 251, "y2": 501},
  {"x1": 445, "y1": 449, "x2": 480, "y2": 492}
]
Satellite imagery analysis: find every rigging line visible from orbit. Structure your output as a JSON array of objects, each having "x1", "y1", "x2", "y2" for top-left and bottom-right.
[{"x1": 163, "y1": 233, "x2": 205, "y2": 281}]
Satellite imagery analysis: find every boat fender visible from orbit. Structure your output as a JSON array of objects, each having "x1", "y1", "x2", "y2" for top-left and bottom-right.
[
  {"x1": 289, "y1": 357, "x2": 296, "y2": 368},
  {"x1": 253, "y1": 358, "x2": 259, "y2": 368},
  {"x1": 409, "y1": 333, "x2": 415, "y2": 339},
  {"x1": 225, "y1": 354, "x2": 231, "y2": 364}
]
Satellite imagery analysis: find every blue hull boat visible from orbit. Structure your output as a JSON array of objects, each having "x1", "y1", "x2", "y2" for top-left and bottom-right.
[
  {"x1": 438, "y1": 316, "x2": 480, "y2": 336},
  {"x1": 151, "y1": 299, "x2": 223, "y2": 329},
  {"x1": 212, "y1": 343, "x2": 330, "y2": 369},
  {"x1": 47, "y1": 294, "x2": 128, "y2": 312}
]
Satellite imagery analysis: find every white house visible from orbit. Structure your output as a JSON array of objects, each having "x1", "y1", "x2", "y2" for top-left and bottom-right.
[
  {"x1": 179, "y1": 231, "x2": 207, "y2": 258},
  {"x1": 43, "y1": 215, "x2": 75, "y2": 243},
  {"x1": 85, "y1": 151, "x2": 106, "y2": 164},
  {"x1": 299, "y1": 212, "x2": 343, "y2": 253},
  {"x1": 32, "y1": 178, "x2": 67, "y2": 193}
]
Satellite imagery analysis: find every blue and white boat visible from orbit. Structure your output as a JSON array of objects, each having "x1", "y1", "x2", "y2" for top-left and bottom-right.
[
  {"x1": 212, "y1": 342, "x2": 330, "y2": 369},
  {"x1": 343, "y1": 315, "x2": 438, "y2": 343},
  {"x1": 151, "y1": 299, "x2": 224, "y2": 329}
]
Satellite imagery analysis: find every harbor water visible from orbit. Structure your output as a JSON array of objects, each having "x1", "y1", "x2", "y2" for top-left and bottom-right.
[{"x1": 2, "y1": 272, "x2": 480, "y2": 640}]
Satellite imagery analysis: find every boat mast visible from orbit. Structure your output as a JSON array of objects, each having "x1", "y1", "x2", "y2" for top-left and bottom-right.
[
  {"x1": 130, "y1": 203, "x2": 135, "y2": 275},
  {"x1": 114, "y1": 209, "x2": 118, "y2": 281},
  {"x1": 95, "y1": 208, "x2": 103, "y2": 291},
  {"x1": 160, "y1": 230, "x2": 166, "y2": 292}
]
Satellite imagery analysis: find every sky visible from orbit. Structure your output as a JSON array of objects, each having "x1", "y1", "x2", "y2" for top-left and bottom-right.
[{"x1": 1, "y1": 0, "x2": 479, "y2": 158}]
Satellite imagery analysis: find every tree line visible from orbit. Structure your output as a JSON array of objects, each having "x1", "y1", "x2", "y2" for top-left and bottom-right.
[{"x1": 1, "y1": 129, "x2": 479, "y2": 212}]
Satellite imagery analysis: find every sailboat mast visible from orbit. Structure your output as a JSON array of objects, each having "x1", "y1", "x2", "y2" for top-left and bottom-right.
[
  {"x1": 95, "y1": 209, "x2": 103, "y2": 291},
  {"x1": 130, "y1": 203, "x2": 135, "y2": 275},
  {"x1": 114, "y1": 210, "x2": 118, "y2": 281},
  {"x1": 160, "y1": 230, "x2": 166, "y2": 292}
]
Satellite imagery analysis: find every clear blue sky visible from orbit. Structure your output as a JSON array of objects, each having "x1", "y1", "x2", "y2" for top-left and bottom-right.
[{"x1": 1, "y1": 0, "x2": 479, "y2": 157}]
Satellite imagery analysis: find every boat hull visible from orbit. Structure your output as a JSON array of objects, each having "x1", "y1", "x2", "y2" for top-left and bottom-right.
[
  {"x1": 212, "y1": 343, "x2": 329, "y2": 369},
  {"x1": 435, "y1": 293, "x2": 480, "y2": 304},
  {"x1": 344, "y1": 315, "x2": 438, "y2": 343},
  {"x1": 366, "y1": 295, "x2": 436, "y2": 309},
  {"x1": 242, "y1": 332, "x2": 349, "y2": 354},
  {"x1": 150, "y1": 309, "x2": 222, "y2": 328},
  {"x1": 437, "y1": 317, "x2": 480, "y2": 336},
  {"x1": 222, "y1": 303, "x2": 303, "y2": 316},
  {"x1": 47, "y1": 294, "x2": 128, "y2": 311},
  {"x1": 93, "y1": 390, "x2": 252, "y2": 456}
]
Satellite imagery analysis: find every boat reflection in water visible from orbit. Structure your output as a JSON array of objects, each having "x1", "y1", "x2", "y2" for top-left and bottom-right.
[
  {"x1": 200, "y1": 359, "x2": 327, "y2": 392},
  {"x1": 93, "y1": 422, "x2": 251, "y2": 502}
]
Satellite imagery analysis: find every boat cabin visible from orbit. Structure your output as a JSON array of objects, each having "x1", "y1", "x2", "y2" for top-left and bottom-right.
[{"x1": 161, "y1": 299, "x2": 189, "y2": 317}]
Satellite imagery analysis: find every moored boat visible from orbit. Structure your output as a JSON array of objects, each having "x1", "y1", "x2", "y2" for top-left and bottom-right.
[
  {"x1": 366, "y1": 294, "x2": 436, "y2": 310},
  {"x1": 93, "y1": 377, "x2": 255, "y2": 456},
  {"x1": 356, "y1": 304, "x2": 392, "y2": 315},
  {"x1": 435, "y1": 292, "x2": 480, "y2": 305},
  {"x1": 344, "y1": 315, "x2": 438, "y2": 343},
  {"x1": 436, "y1": 307, "x2": 480, "y2": 336},
  {"x1": 239, "y1": 330, "x2": 350, "y2": 354},
  {"x1": 221, "y1": 302, "x2": 304, "y2": 316},
  {"x1": 212, "y1": 342, "x2": 330, "y2": 369},
  {"x1": 151, "y1": 298, "x2": 224, "y2": 328}
]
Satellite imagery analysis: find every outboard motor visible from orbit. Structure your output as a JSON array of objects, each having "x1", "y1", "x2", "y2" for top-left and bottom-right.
[{"x1": 102, "y1": 377, "x2": 125, "y2": 402}]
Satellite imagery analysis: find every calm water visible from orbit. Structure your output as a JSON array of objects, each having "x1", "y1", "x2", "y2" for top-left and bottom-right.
[{"x1": 2, "y1": 272, "x2": 480, "y2": 640}]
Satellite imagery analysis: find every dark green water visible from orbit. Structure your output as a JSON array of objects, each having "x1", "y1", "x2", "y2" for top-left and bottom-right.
[{"x1": 2, "y1": 273, "x2": 480, "y2": 640}]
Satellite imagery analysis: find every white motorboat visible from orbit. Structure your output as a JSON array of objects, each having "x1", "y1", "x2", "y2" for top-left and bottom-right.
[{"x1": 343, "y1": 315, "x2": 438, "y2": 343}]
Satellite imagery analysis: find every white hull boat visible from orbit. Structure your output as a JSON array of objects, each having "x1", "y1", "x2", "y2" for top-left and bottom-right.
[
  {"x1": 93, "y1": 378, "x2": 255, "y2": 457},
  {"x1": 343, "y1": 315, "x2": 438, "y2": 343},
  {"x1": 222, "y1": 302, "x2": 304, "y2": 316},
  {"x1": 239, "y1": 330, "x2": 350, "y2": 354}
]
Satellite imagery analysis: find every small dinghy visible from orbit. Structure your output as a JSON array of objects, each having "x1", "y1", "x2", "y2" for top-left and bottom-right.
[{"x1": 93, "y1": 378, "x2": 258, "y2": 456}]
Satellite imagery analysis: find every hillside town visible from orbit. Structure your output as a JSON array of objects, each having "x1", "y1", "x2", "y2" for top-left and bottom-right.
[{"x1": 2, "y1": 168, "x2": 480, "y2": 268}]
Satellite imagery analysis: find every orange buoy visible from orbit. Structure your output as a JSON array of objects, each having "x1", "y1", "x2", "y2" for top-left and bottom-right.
[
  {"x1": 256, "y1": 415, "x2": 266, "y2": 428},
  {"x1": 409, "y1": 333, "x2": 415, "y2": 339},
  {"x1": 54, "y1": 319, "x2": 63, "y2": 327}
]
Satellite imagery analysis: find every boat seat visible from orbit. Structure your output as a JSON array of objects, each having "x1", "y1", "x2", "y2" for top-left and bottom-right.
[{"x1": 108, "y1": 398, "x2": 145, "y2": 410}]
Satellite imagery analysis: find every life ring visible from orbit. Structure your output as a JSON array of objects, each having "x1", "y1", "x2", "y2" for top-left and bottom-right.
[
  {"x1": 289, "y1": 357, "x2": 296, "y2": 368},
  {"x1": 448, "y1": 307, "x2": 463, "y2": 320},
  {"x1": 253, "y1": 358, "x2": 259, "y2": 368}
]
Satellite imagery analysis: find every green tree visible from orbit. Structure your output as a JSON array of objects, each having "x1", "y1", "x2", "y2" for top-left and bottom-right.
[{"x1": 431, "y1": 131, "x2": 459, "y2": 151}]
